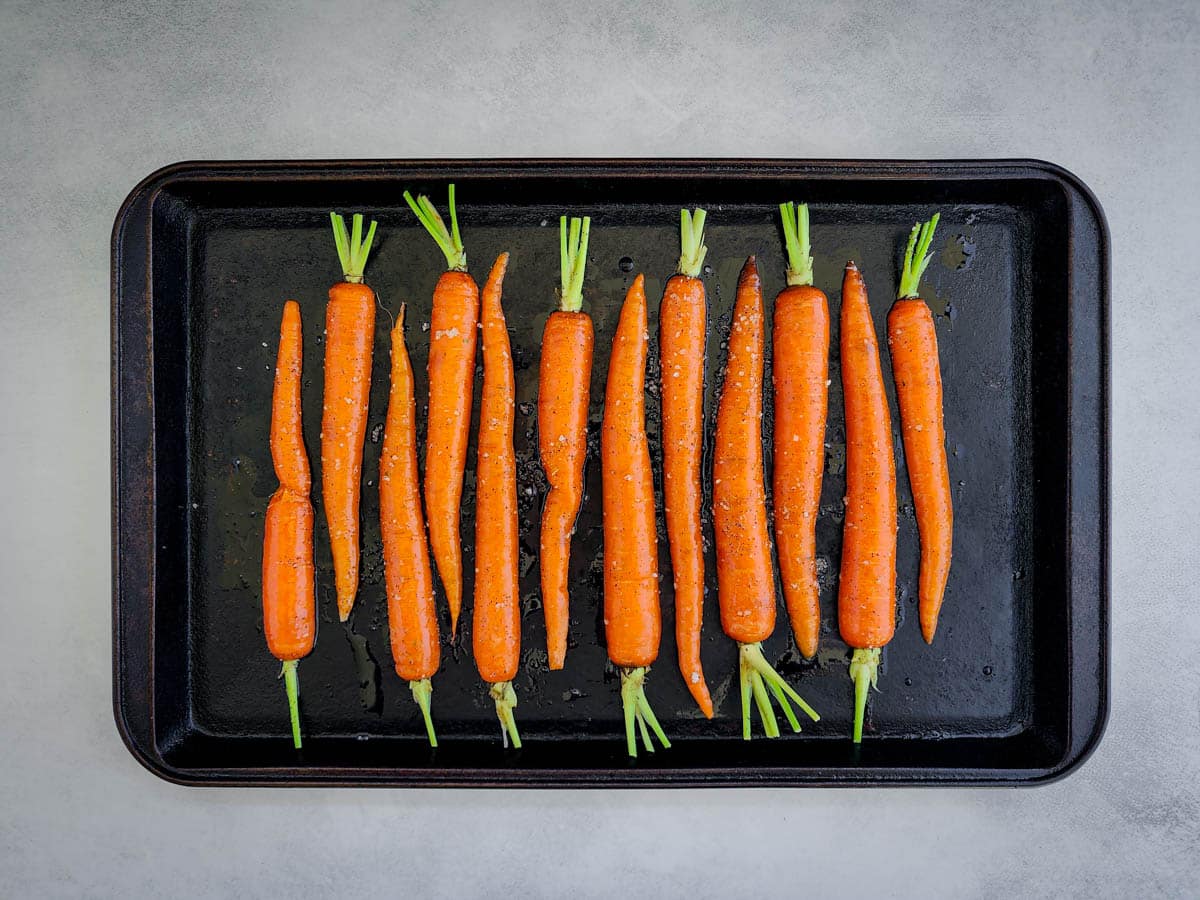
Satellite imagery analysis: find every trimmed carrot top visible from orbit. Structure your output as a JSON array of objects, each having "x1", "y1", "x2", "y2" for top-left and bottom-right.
[
  {"x1": 677, "y1": 207, "x2": 708, "y2": 277},
  {"x1": 897, "y1": 212, "x2": 941, "y2": 299},
  {"x1": 329, "y1": 212, "x2": 378, "y2": 284},
  {"x1": 779, "y1": 201, "x2": 814, "y2": 287},
  {"x1": 404, "y1": 183, "x2": 467, "y2": 272},
  {"x1": 559, "y1": 215, "x2": 591, "y2": 312}
]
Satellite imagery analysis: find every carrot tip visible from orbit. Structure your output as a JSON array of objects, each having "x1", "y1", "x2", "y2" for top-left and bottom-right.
[
  {"x1": 411, "y1": 678, "x2": 437, "y2": 748},
  {"x1": 619, "y1": 667, "x2": 671, "y2": 758},
  {"x1": 489, "y1": 681, "x2": 521, "y2": 749},
  {"x1": 849, "y1": 647, "x2": 881, "y2": 743},
  {"x1": 738, "y1": 642, "x2": 820, "y2": 740}
]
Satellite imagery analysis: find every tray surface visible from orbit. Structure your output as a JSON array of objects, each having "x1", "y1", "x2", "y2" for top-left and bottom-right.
[{"x1": 112, "y1": 159, "x2": 1108, "y2": 785}]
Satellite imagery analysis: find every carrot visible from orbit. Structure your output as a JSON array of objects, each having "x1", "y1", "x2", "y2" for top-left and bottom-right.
[
  {"x1": 262, "y1": 300, "x2": 316, "y2": 748},
  {"x1": 889, "y1": 214, "x2": 953, "y2": 644},
  {"x1": 714, "y1": 258, "x2": 819, "y2": 739},
  {"x1": 323, "y1": 212, "x2": 378, "y2": 622},
  {"x1": 658, "y1": 208, "x2": 713, "y2": 718},
  {"x1": 838, "y1": 261, "x2": 898, "y2": 743},
  {"x1": 772, "y1": 202, "x2": 830, "y2": 660},
  {"x1": 603, "y1": 275, "x2": 671, "y2": 757},
  {"x1": 380, "y1": 303, "x2": 440, "y2": 746},
  {"x1": 404, "y1": 185, "x2": 479, "y2": 636},
  {"x1": 537, "y1": 216, "x2": 594, "y2": 670},
  {"x1": 472, "y1": 253, "x2": 521, "y2": 748}
]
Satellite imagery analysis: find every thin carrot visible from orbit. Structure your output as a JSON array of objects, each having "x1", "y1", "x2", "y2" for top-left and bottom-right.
[
  {"x1": 603, "y1": 275, "x2": 671, "y2": 757},
  {"x1": 889, "y1": 214, "x2": 953, "y2": 644},
  {"x1": 658, "y1": 208, "x2": 713, "y2": 718},
  {"x1": 772, "y1": 202, "x2": 830, "y2": 660},
  {"x1": 838, "y1": 261, "x2": 898, "y2": 743},
  {"x1": 538, "y1": 216, "x2": 594, "y2": 670},
  {"x1": 404, "y1": 184, "x2": 479, "y2": 636},
  {"x1": 380, "y1": 303, "x2": 440, "y2": 746},
  {"x1": 472, "y1": 253, "x2": 521, "y2": 748},
  {"x1": 714, "y1": 258, "x2": 819, "y2": 739},
  {"x1": 262, "y1": 300, "x2": 316, "y2": 748},
  {"x1": 323, "y1": 212, "x2": 378, "y2": 622}
]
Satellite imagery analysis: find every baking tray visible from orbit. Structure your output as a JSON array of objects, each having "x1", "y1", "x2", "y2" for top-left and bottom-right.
[{"x1": 112, "y1": 159, "x2": 1108, "y2": 787}]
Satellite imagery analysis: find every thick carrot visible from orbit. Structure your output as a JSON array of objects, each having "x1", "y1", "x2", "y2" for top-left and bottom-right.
[
  {"x1": 889, "y1": 214, "x2": 953, "y2": 644},
  {"x1": 838, "y1": 261, "x2": 898, "y2": 743},
  {"x1": 658, "y1": 208, "x2": 713, "y2": 718},
  {"x1": 603, "y1": 274, "x2": 670, "y2": 757},
  {"x1": 538, "y1": 216, "x2": 594, "y2": 670},
  {"x1": 323, "y1": 212, "x2": 378, "y2": 622},
  {"x1": 404, "y1": 185, "x2": 479, "y2": 636},
  {"x1": 772, "y1": 202, "x2": 830, "y2": 660},
  {"x1": 473, "y1": 253, "x2": 521, "y2": 748},
  {"x1": 380, "y1": 303, "x2": 440, "y2": 746},
  {"x1": 262, "y1": 300, "x2": 316, "y2": 748},
  {"x1": 714, "y1": 258, "x2": 819, "y2": 740}
]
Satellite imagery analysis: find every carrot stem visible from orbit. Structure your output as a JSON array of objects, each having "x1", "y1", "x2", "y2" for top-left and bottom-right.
[
  {"x1": 619, "y1": 667, "x2": 670, "y2": 757},
  {"x1": 410, "y1": 678, "x2": 437, "y2": 748},
  {"x1": 779, "y1": 202, "x2": 814, "y2": 287},
  {"x1": 404, "y1": 185, "x2": 468, "y2": 272},
  {"x1": 898, "y1": 213, "x2": 940, "y2": 299},
  {"x1": 850, "y1": 647, "x2": 881, "y2": 743},
  {"x1": 559, "y1": 215, "x2": 591, "y2": 312},
  {"x1": 329, "y1": 212, "x2": 378, "y2": 284},
  {"x1": 281, "y1": 659, "x2": 301, "y2": 749},
  {"x1": 738, "y1": 642, "x2": 819, "y2": 740},
  {"x1": 489, "y1": 681, "x2": 522, "y2": 749},
  {"x1": 677, "y1": 208, "x2": 708, "y2": 277}
]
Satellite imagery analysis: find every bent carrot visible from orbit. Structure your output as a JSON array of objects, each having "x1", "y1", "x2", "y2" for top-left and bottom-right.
[
  {"x1": 262, "y1": 300, "x2": 316, "y2": 748},
  {"x1": 772, "y1": 202, "x2": 830, "y2": 660},
  {"x1": 538, "y1": 216, "x2": 594, "y2": 670},
  {"x1": 658, "y1": 208, "x2": 713, "y2": 718},
  {"x1": 323, "y1": 212, "x2": 377, "y2": 622},
  {"x1": 380, "y1": 303, "x2": 440, "y2": 746},
  {"x1": 603, "y1": 275, "x2": 670, "y2": 757},
  {"x1": 404, "y1": 185, "x2": 479, "y2": 636},
  {"x1": 473, "y1": 253, "x2": 521, "y2": 748},
  {"x1": 838, "y1": 261, "x2": 898, "y2": 743},
  {"x1": 889, "y1": 214, "x2": 953, "y2": 644},
  {"x1": 714, "y1": 258, "x2": 819, "y2": 739}
]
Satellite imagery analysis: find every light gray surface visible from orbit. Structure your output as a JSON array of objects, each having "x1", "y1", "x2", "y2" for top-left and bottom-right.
[{"x1": 1, "y1": 0, "x2": 1195, "y2": 896}]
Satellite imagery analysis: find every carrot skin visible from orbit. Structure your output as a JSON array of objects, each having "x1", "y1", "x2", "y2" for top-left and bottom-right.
[
  {"x1": 472, "y1": 254, "x2": 520, "y2": 685},
  {"x1": 381, "y1": 319, "x2": 441, "y2": 683},
  {"x1": 658, "y1": 273, "x2": 713, "y2": 717},
  {"x1": 837, "y1": 263, "x2": 897, "y2": 650},
  {"x1": 772, "y1": 284, "x2": 830, "y2": 659},
  {"x1": 603, "y1": 275, "x2": 661, "y2": 670},
  {"x1": 888, "y1": 299, "x2": 953, "y2": 643},
  {"x1": 714, "y1": 258, "x2": 775, "y2": 645},
  {"x1": 425, "y1": 270, "x2": 481, "y2": 636},
  {"x1": 538, "y1": 310, "x2": 594, "y2": 670},
  {"x1": 321, "y1": 282, "x2": 375, "y2": 622}
]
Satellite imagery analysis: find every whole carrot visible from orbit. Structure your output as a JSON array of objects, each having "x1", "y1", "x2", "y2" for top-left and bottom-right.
[
  {"x1": 404, "y1": 185, "x2": 479, "y2": 636},
  {"x1": 262, "y1": 300, "x2": 316, "y2": 748},
  {"x1": 714, "y1": 258, "x2": 819, "y2": 739},
  {"x1": 538, "y1": 216, "x2": 594, "y2": 670},
  {"x1": 658, "y1": 208, "x2": 713, "y2": 718},
  {"x1": 603, "y1": 275, "x2": 671, "y2": 757},
  {"x1": 380, "y1": 303, "x2": 440, "y2": 746},
  {"x1": 889, "y1": 214, "x2": 953, "y2": 644},
  {"x1": 772, "y1": 202, "x2": 830, "y2": 660},
  {"x1": 838, "y1": 261, "x2": 898, "y2": 743},
  {"x1": 473, "y1": 253, "x2": 521, "y2": 748}
]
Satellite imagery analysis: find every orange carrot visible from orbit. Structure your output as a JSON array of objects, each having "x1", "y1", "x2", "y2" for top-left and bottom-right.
[
  {"x1": 538, "y1": 216, "x2": 594, "y2": 670},
  {"x1": 262, "y1": 300, "x2": 316, "y2": 748},
  {"x1": 714, "y1": 258, "x2": 819, "y2": 739},
  {"x1": 838, "y1": 261, "x2": 898, "y2": 743},
  {"x1": 472, "y1": 253, "x2": 521, "y2": 748},
  {"x1": 889, "y1": 214, "x2": 953, "y2": 644},
  {"x1": 772, "y1": 202, "x2": 830, "y2": 660},
  {"x1": 404, "y1": 185, "x2": 479, "y2": 636},
  {"x1": 658, "y1": 208, "x2": 713, "y2": 718},
  {"x1": 323, "y1": 212, "x2": 378, "y2": 622},
  {"x1": 603, "y1": 275, "x2": 671, "y2": 757},
  {"x1": 380, "y1": 303, "x2": 440, "y2": 746}
]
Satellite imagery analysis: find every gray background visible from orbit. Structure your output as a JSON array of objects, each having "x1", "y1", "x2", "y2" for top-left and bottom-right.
[{"x1": 1, "y1": 0, "x2": 1195, "y2": 896}]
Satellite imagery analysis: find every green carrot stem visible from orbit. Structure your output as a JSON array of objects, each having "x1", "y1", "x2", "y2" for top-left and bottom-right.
[
  {"x1": 738, "y1": 642, "x2": 820, "y2": 740},
  {"x1": 281, "y1": 659, "x2": 302, "y2": 749},
  {"x1": 619, "y1": 667, "x2": 671, "y2": 758},
  {"x1": 559, "y1": 215, "x2": 591, "y2": 312},
  {"x1": 677, "y1": 207, "x2": 708, "y2": 277},
  {"x1": 489, "y1": 681, "x2": 521, "y2": 749},
  {"x1": 898, "y1": 212, "x2": 941, "y2": 299},
  {"x1": 329, "y1": 212, "x2": 379, "y2": 284},
  {"x1": 780, "y1": 201, "x2": 814, "y2": 287},
  {"x1": 410, "y1": 677, "x2": 437, "y2": 748},
  {"x1": 403, "y1": 185, "x2": 467, "y2": 272},
  {"x1": 849, "y1": 647, "x2": 881, "y2": 743}
]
